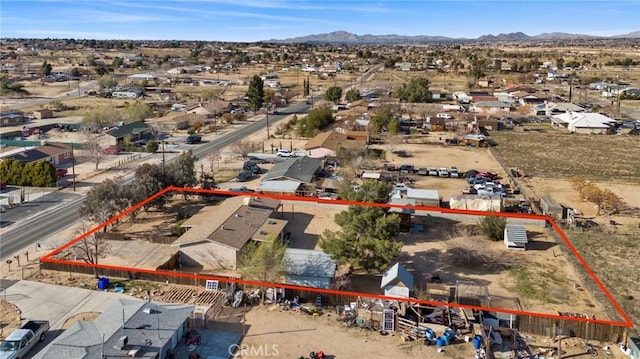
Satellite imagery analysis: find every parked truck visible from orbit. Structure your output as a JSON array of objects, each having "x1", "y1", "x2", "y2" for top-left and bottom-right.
[{"x1": 0, "y1": 320, "x2": 49, "y2": 359}]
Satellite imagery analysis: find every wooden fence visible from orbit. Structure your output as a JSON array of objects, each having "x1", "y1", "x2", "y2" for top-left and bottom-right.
[
  {"x1": 95, "y1": 232, "x2": 129, "y2": 241},
  {"x1": 517, "y1": 315, "x2": 626, "y2": 342}
]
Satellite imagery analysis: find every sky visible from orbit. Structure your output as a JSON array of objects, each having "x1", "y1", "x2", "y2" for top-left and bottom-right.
[{"x1": 1, "y1": 0, "x2": 639, "y2": 42}]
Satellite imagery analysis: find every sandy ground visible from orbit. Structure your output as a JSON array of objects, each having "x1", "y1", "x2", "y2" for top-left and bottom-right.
[{"x1": 239, "y1": 305, "x2": 477, "y2": 359}]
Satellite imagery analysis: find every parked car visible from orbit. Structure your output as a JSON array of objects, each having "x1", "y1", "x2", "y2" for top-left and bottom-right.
[
  {"x1": 276, "y1": 148, "x2": 294, "y2": 157},
  {"x1": 438, "y1": 167, "x2": 449, "y2": 177},
  {"x1": 101, "y1": 145, "x2": 122, "y2": 155},
  {"x1": 450, "y1": 167, "x2": 459, "y2": 178},
  {"x1": 243, "y1": 161, "x2": 262, "y2": 174},
  {"x1": 0, "y1": 320, "x2": 49, "y2": 359},
  {"x1": 392, "y1": 183, "x2": 411, "y2": 193},
  {"x1": 55, "y1": 168, "x2": 68, "y2": 178},
  {"x1": 392, "y1": 150, "x2": 411, "y2": 158},
  {"x1": 235, "y1": 170, "x2": 253, "y2": 182},
  {"x1": 436, "y1": 113, "x2": 452, "y2": 119},
  {"x1": 228, "y1": 186, "x2": 255, "y2": 193},
  {"x1": 428, "y1": 167, "x2": 438, "y2": 176},
  {"x1": 185, "y1": 135, "x2": 202, "y2": 144},
  {"x1": 399, "y1": 164, "x2": 415, "y2": 174},
  {"x1": 418, "y1": 167, "x2": 428, "y2": 176},
  {"x1": 382, "y1": 163, "x2": 398, "y2": 172}
]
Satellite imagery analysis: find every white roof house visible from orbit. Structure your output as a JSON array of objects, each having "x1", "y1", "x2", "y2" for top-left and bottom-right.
[
  {"x1": 380, "y1": 263, "x2": 414, "y2": 298},
  {"x1": 552, "y1": 112, "x2": 615, "y2": 133}
]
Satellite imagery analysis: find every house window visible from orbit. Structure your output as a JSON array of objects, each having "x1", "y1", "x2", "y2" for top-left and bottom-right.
[
  {"x1": 64, "y1": 152, "x2": 70, "y2": 159},
  {"x1": 204, "y1": 280, "x2": 219, "y2": 291}
]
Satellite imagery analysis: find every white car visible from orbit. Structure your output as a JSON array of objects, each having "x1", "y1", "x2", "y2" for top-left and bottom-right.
[
  {"x1": 450, "y1": 167, "x2": 459, "y2": 178},
  {"x1": 438, "y1": 167, "x2": 449, "y2": 177},
  {"x1": 436, "y1": 113, "x2": 452, "y2": 119},
  {"x1": 276, "y1": 149, "x2": 294, "y2": 157}
]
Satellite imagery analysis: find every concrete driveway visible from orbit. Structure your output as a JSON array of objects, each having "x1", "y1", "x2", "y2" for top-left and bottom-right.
[{"x1": 1, "y1": 280, "x2": 139, "y2": 330}]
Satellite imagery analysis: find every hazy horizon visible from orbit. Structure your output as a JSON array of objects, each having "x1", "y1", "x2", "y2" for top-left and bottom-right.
[{"x1": 1, "y1": 0, "x2": 639, "y2": 42}]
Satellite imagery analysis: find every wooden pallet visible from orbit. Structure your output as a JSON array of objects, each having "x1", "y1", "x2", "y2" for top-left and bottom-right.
[{"x1": 153, "y1": 286, "x2": 225, "y2": 306}]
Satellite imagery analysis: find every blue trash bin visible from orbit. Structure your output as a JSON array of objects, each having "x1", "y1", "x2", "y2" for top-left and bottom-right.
[
  {"x1": 97, "y1": 277, "x2": 109, "y2": 290},
  {"x1": 473, "y1": 335, "x2": 482, "y2": 350}
]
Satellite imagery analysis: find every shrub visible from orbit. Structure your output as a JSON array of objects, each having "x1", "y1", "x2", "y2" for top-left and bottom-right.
[{"x1": 478, "y1": 215, "x2": 507, "y2": 241}]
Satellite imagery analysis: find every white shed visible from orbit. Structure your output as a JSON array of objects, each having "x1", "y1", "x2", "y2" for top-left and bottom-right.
[
  {"x1": 380, "y1": 263, "x2": 414, "y2": 298},
  {"x1": 504, "y1": 224, "x2": 528, "y2": 250}
]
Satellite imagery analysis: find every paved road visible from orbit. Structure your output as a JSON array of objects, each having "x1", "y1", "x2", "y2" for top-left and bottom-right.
[{"x1": 0, "y1": 193, "x2": 84, "y2": 259}]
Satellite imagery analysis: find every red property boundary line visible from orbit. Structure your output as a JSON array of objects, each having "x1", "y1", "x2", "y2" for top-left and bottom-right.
[{"x1": 41, "y1": 186, "x2": 633, "y2": 328}]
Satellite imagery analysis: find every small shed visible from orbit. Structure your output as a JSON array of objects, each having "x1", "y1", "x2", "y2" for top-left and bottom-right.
[
  {"x1": 504, "y1": 224, "x2": 528, "y2": 250},
  {"x1": 381, "y1": 263, "x2": 414, "y2": 298},
  {"x1": 33, "y1": 109, "x2": 54, "y2": 119},
  {"x1": 283, "y1": 248, "x2": 336, "y2": 289},
  {"x1": 406, "y1": 188, "x2": 440, "y2": 208},
  {"x1": 388, "y1": 198, "x2": 415, "y2": 232},
  {"x1": 361, "y1": 172, "x2": 382, "y2": 181},
  {"x1": 539, "y1": 196, "x2": 564, "y2": 219}
]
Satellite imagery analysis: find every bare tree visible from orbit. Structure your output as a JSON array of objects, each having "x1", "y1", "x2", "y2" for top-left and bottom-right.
[
  {"x1": 81, "y1": 130, "x2": 106, "y2": 170},
  {"x1": 386, "y1": 133, "x2": 403, "y2": 154},
  {"x1": 207, "y1": 150, "x2": 221, "y2": 171},
  {"x1": 71, "y1": 222, "x2": 112, "y2": 278},
  {"x1": 231, "y1": 139, "x2": 253, "y2": 159}
]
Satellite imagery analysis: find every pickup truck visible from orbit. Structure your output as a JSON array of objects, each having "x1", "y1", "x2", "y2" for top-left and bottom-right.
[{"x1": 0, "y1": 320, "x2": 49, "y2": 359}]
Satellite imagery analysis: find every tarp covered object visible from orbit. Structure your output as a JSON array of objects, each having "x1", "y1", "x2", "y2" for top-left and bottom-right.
[{"x1": 449, "y1": 194, "x2": 502, "y2": 212}]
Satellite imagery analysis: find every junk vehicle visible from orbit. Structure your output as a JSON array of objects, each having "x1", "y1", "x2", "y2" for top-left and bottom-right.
[{"x1": 0, "y1": 320, "x2": 49, "y2": 359}]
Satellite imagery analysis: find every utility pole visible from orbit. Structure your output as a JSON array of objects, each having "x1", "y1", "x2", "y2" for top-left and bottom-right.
[
  {"x1": 161, "y1": 141, "x2": 166, "y2": 175},
  {"x1": 71, "y1": 142, "x2": 76, "y2": 192},
  {"x1": 266, "y1": 111, "x2": 270, "y2": 139}
]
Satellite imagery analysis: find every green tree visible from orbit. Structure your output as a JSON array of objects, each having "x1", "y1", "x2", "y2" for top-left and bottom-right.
[
  {"x1": 387, "y1": 117, "x2": 400, "y2": 135},
  {"x1": 22, "y1": 161, "x2": 57, "y2": 187},
  {"x1": 40, "y1": 61, "x2": 53, "y2": 76},
  {"x1": 166, "y1": 150, "x2": 197, "y2": 188},
  {"x1": 246, "y1": 75, "x2": 265, "y2": 114},
  {"x1": 478, "y1": 215, "x2": 507, "y2": 241},
  {"x1": 1, "y1": 74, "x2": 30, "y2": 96},
  {"x1": 122, "y1": 102, "x2": 152, "y2": 122},
  {"x1": 0, "y1": 158, "x2": 25, "y2": 185},
  {"x1": 146, "y1": 140, "x2": 159, "y2": 153},
  {"x1": 324, "y1": 86, "x2": 343, "y2": 104},
  {"x1": 320, "y1": 182, "x2": 402, "y2": 272},
  {"x1": 370, "y1": 107, "x2": 394, "y2": 134},
  {"x1": 83, "y1": 106, "x2": 123, "y2": 127},
  {"x1": 80, "y1": 177, "x2": 130, "y2": 228},
  {"x1": 237, "y1": 235, "x2": 288, "y2": 303},
  {"x1": 98, "y1": 75, "x2": 118, "y2": 89},
  {"x1": 394, "y1": 77, "x2": 432, "y2": 103},
  {"x1": 299, "y1": 107, "x2": 334, "y2": 137},
  {"x1": 345, "y1": 88, "x2": 361, "y2": 102}
]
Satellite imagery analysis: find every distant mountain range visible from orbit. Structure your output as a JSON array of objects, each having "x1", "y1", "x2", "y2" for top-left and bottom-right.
[{"x1": 265, "y1": 30, "x2": 640, "y2": 44}]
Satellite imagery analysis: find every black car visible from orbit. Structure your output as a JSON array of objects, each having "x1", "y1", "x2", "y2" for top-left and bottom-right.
[
  {"x1": 243, "y1": 161, "x2": 262, "y2": 174},
  {"x1": 185, "y1": 135, "x2": 202, "y2": 144},
  {"x1": 399, "y1": 164, "x2": 415, "y2": 174},
  {"x1": 236, "y1": 170, "x2": 253, "y2": 182}
]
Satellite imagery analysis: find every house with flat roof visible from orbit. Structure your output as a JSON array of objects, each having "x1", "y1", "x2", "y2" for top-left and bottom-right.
[
  {"x1": 36, "y1": 299, "x2": 194, "y2": 359},
  {"x1": 172, "y1": 196, "x2": 285, "y2": 269}
]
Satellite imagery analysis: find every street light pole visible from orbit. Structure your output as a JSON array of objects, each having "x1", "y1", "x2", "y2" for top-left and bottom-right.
[
  {"x1": 266, "y1": 110, "x2": 270, "y2": 139},
  {"x1": 71, "y1": 142, "x2": 76, "y2": 192}
]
